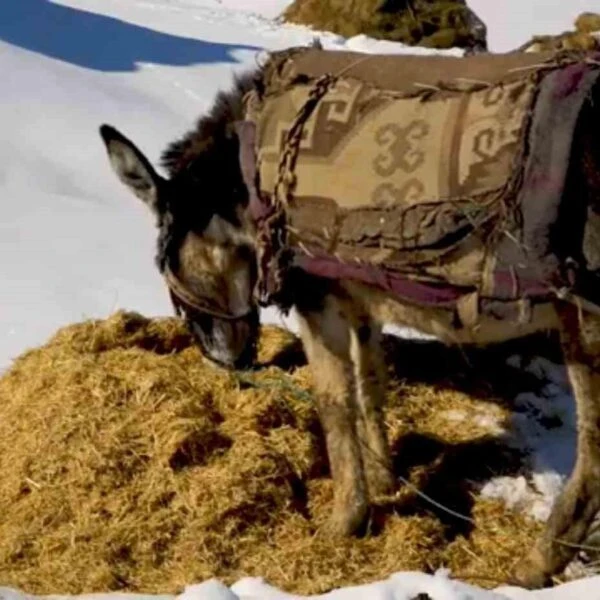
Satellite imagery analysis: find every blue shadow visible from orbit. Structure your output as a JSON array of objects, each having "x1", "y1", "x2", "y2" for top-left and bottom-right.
[{"x1": 0, "y1": 0, "x2": 260, "y2": 72}]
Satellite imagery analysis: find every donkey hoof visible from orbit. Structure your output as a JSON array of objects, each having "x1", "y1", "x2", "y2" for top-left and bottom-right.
[
  {"x1": 512, "y1": 556, "x2": 552, "y2": 590},
  {"x1": 326, "y1": 500, "x2": 369, "y2": 537}
]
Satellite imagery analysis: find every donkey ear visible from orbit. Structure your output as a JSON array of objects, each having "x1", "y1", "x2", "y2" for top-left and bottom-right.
[{"x1": 99, "y1": 124, "x2": 165, "y2": 215}]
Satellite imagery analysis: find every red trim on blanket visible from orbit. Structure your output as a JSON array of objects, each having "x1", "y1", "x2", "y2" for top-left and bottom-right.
[{"x1": 296, "y1": 253, "x2": 555, "y2": 308}]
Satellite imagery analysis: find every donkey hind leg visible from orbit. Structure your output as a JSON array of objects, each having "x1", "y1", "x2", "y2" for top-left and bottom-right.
[
  {"x1": 350, "y1": 319, "x2": 395, "y2": 499},
  {"x1": 516, "y1": 303, "x2": 600, "y2": 588},
  {"x1": 297, "y1": 299, "x2": 369, "y2": 536}
]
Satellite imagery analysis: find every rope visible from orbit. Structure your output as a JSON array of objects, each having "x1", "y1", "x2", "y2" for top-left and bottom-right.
[
  {"x1": 273, "y1": 72, "x2": 338, "y2": 211},
  {"x1": 271, "y1": 51, "x2": 389, "y2": 213}
]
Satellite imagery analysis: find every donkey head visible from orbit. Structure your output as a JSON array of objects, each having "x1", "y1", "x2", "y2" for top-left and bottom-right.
[{"x1": 98, "y1": 122, "x2": 259, "y2": 370}]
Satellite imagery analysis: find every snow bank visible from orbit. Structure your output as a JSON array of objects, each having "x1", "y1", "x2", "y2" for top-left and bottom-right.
[
  {"x1": 481, "y1": 357, "x2": 576, "y2": 521},
  {"x1": 4, "y1": 571, "x2": 600, "y2": 600}
]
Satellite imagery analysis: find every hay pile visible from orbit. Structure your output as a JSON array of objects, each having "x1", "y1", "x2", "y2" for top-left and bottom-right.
[
  {"x1": 519, "y1": 12, "x2": 600, "y2": 52},
  {"x1": 282, "y1": 0, "x2": 484, "y2": 50},
  {"x1": 0, "y1": 311, "x2": 547, "y2": 595}
]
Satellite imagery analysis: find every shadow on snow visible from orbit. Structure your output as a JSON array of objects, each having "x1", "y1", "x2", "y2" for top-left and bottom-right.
[{"x1": 0, "y1": 0, "x2": 260, "y2": 72}]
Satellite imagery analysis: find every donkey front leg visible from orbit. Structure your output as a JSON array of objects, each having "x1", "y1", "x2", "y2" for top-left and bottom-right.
[
  {"x1": 516, "y1": 303, "x2": 600, "y2": 588},
  {"x1": 297, "y1": 298, "x2": 369, "y2": 536},
  {"x1": 350, "y1": 319, "x2": 395, "y2": 499}
]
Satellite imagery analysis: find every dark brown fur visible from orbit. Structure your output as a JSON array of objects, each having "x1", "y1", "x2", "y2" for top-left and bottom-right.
[{"x1": 99, "y1": 57, "x2": 600, "y2": 590}]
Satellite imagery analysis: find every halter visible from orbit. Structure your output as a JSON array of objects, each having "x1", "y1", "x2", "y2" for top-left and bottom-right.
[{"x1": 163, "y1": 264, "x2": 255, "y2": 321}]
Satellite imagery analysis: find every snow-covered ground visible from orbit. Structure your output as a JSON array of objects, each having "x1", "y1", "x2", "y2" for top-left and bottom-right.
[
  {"x1": 2, "y1": 1, "x2": 600, "y2": 598},
  {"x1": 3, "y1": 570, "x2": 600, "y2": 600}
]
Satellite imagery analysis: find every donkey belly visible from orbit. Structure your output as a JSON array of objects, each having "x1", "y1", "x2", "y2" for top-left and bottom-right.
[{"x1": 345, "y1": 280, "x2": 560, "y2": 346}]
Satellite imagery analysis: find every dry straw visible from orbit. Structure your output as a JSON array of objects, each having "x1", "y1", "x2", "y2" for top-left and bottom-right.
[{"x1": 0, "y1": 311, "x2": 547, "y2": 595}]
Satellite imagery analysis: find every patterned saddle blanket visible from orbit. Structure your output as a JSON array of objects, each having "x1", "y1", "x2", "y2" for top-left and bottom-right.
[{"x1": 237, "y1": 46, "x2": 600, "y2": 325}]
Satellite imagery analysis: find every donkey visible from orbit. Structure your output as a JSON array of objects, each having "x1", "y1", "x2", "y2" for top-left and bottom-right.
[{"x1": 99, "y1": 53, "x2": 600, "y2": 588}]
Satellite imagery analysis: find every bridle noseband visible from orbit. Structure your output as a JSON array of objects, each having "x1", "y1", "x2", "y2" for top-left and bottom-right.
[{"x1": 163, "y1": 264, "x2": 255, "y2": 321}]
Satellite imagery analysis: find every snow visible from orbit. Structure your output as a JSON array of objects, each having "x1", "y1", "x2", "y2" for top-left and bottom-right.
[
  {"x1": 4, "y1": 571, "x2": 600, "y2": 600},
  {"x1": 480, "y1": 357, "x2": 576, "y2": 522},
  {"x1": 2, "y1": 0, "x2": 600, "y2": 598}
]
